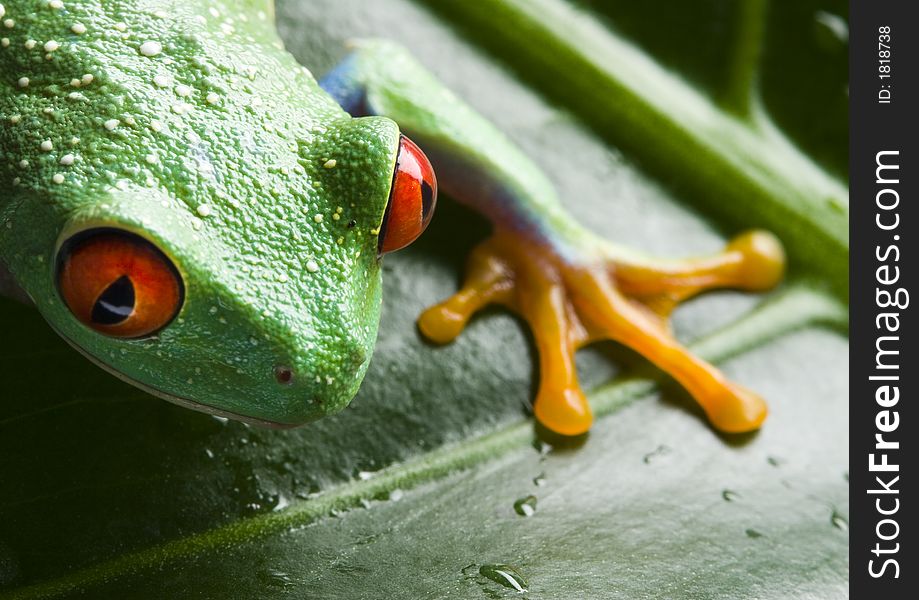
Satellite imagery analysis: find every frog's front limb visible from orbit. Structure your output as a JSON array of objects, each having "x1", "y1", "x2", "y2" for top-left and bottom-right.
[
  {"x1": 418, "y1": 230, "x2": 784, "y2": 436},
  {"x1": 324, "y1": 40, "x2": 785, "y2": 436}
]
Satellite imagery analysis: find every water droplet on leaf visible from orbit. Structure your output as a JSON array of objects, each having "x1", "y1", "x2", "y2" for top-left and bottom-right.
[
  {"x1": 479, "y1": 564, "x2": 528, "y2": 592},
  {"x1": 722, "y1": 490, "x2": 740, "y2": 502},
  {"x1": 643, "y1": 444, "x2": 671, "y2": 464},
  {"x1": 513, "y1": 495, "x2": 537, "y2": 517},
  {"x1": 831, "y1": 510, "x2": 848, "y2": 531}
]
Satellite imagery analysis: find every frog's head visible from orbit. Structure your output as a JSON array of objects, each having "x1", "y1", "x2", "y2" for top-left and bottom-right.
[{"x1": 6, "y1": 114, "x2": 437, "y2": 427}]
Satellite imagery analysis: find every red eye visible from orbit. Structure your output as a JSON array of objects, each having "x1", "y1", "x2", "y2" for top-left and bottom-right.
[
  {"x1": 57, "y1": 229, "x2": 184, "y2": 339},
  {"x1": 378, "y1": 134, "x2": 437, "y2": 254}
]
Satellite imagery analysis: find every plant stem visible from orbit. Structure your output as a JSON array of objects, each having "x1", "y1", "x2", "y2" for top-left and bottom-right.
[
  {"x1": 418, "y1": 0, "x2": 849, "y2": 300},
  {"x1": 720, "y1": 0, "x2": 769, "y2": 119}
]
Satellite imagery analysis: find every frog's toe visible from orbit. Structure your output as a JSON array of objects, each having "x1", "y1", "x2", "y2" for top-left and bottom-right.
[
  {"x1": 724, "y1": 230, "x2": 785, "y2": 292},
  {"x1": 418, "y1": 240, "x2": 513, "y2": 344},
  {"x1": 610, "y1": 229, "x2": 786, "y2": 314},
  {"x1": 417, "y1": 233, "x2": 593, "y2": 436}
]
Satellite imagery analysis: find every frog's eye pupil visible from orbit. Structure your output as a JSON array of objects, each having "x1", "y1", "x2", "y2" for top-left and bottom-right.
[
  {"x1": 91, "y1": 275, "x2": 135, "y2": 325},
  {"x1": 421, "y1": 180, "x2": 435, "y2": 220},
  {"x1": 57, "y1": 229, "x2": 184, "y2": 339},
  {"x1": 378, "y1": 134, "x2": 438, "y2": 254}
]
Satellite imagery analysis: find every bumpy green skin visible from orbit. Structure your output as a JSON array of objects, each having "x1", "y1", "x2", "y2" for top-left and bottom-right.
[{"x1": 0, "y1": 0, "x2": 401, "y2": 424}]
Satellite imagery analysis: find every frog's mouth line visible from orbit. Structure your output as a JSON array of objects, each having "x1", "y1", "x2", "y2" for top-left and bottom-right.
[{"x1": 50, "y1": 324, "x2": 296, "y2": 430}]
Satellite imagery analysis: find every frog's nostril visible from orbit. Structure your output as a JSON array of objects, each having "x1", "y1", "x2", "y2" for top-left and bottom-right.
[{"x1": 274, "y1": 365, "x2": 294, "y2": 385}]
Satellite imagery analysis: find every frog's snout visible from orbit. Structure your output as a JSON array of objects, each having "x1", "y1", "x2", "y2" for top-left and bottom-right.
[{"x1": 271, "y1": 351, "x2": 367, "y2": 389}]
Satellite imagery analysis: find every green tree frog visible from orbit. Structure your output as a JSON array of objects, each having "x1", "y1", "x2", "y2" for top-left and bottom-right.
[{"x1": 0, "y1": 0, "x2": 785, "y2": 436}]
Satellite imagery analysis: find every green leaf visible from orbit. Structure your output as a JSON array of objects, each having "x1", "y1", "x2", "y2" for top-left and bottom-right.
[{"x1": 0, "y1": 0, "x2": 848, "y2": 598}]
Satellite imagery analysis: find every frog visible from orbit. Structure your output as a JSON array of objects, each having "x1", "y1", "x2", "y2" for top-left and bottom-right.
[{"x1": 0, "y1": 0, "x2": 785, "y2": 436}]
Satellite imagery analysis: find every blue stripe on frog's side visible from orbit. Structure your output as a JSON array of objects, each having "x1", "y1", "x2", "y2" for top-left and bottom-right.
[{"x1": 319, "y1": 54, "x2": 369, "y2": 117}]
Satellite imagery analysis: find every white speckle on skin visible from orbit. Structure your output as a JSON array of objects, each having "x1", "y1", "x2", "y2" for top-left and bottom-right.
[
  {"x1": 42, "y1": 107, "x2": 54, "y2": 114},
  {"x1": 191, "y1": 217, "x2": 203, "y2": 231},
  {"x1": 40, "y1": 140, "x2": 53, "y2": 151},
  {"x1": 124, "y1": 116, "x2": 135, "y2": 125},
  {"x1": 175, "y1": 84, "x2": 191, "y2": 97},
  {"x1": 24, "y1": 39, "x2": 35, "y2": 49},
  {"x1": 205, "y1": 92, "x2": 219, "y2": 104},
  {"x1": 153, "y1": 74, "x2": 169, "y2": 87},
  {"x1": 306, "y1": 260, "x2": 319, "y2": 273},
  {"x1": 71, "y1": 23, "x2": 86, "y2": 34},
  {"x1": 9, "y1": 114, "x2": 20, "y2": 123},
  {"x1": 67, "y1": 91, "x2": 84, "y2": 100},
  {"x1": 69, "y1": 136, "x2": 79, "y2": 145},
  {"x1": 0, "y1": 5, "x2": 4, "y2": 19},
  {"x1": 3, "y1": 19, "x2": 13, "y2": 28},
  {"x1": 52, "y1": 173, "x2": 64, "y2": 184},
  {"x1": 81, "y1": 73, "x2": 93, "y2": 85},
  {"x1": 145, "y1": 153, "x2": 158, "y2": 164},
  {"x1": 114, "y1": 22, "x2": 127, "y2": 32},
  {"x1": 43, "y1": 40, "x2": 59, "y2": 52},
  {"x1": 103, "y1": 119, "x2": 119, "y2": 130},
  {"x1": 150, "y1": 120, "x2": 163, "y2": 132},
  {"x1": 323, "y1": 159, "x2": 336, "y2": 169},
  {"x1": 196, "y1": 204, "x2": 211, "y2": 217},
  {"x1": 48, "y1": 0, "x2": 64, "y2": 9},
  {"x1": 60, "y1": 153, "x2": 75, "y2": 165},
  {"x1": 313, "y1": 214, "x2": 323, "y2": 223},
  {"x1": 1, "y1": 38, "x2": 9, "y2": 47},
  {"x1": 139, "y1": 41, "x2": 162, "y2": 56},
  {"x1": 209, "y1": 7, "x2": 220, "y2": 18},
  {"x1": 70, "y1": 78, "x2": 81, "y2": 87},
  {"x1": 18, "y1": 159, "x2": 28, "y2": 168}
]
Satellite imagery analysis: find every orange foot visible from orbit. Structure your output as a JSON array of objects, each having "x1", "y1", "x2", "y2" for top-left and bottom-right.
[{"x1": 418, "y1": 230, "x2": 785, "y2": 436}]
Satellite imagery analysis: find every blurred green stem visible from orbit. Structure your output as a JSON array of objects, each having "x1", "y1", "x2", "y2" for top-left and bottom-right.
[
  {"x1": 418, "y1": 0, "x2": 849, "y2": 300},
  {"x1": 721, "y1": 0, "x2": 768, "y2": 119}
]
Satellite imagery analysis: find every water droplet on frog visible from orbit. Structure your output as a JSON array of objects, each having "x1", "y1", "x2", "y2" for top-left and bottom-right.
[
  {"x1": 479, "y1": 564, "x2": 528, "y2": 592},
  {"x1": 259, "y1": 568, "x2": 296, "y2": 590},
  {"x1": 831, "y1": 510, "x2": 848, "y2": 531},
  {"x1": 532, "y1": 473, "x2": 547, "y2": 487},
  {"x1": 722, "y1": 489, "x2": 740, "y2": 502},
  {"x1": 532, "y1": 440, "x2": 553, "y2": 457},
  {"x1": 513, "y1": 495, "x2": 537, "y2": 517},
  {"x1": 745, "y1": 528, "x2": 764, "y2": 539}
]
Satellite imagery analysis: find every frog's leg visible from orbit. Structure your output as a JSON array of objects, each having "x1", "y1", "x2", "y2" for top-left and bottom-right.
[{"x1": 322, "y1": 40, "x2": 785, "y2": 436}]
